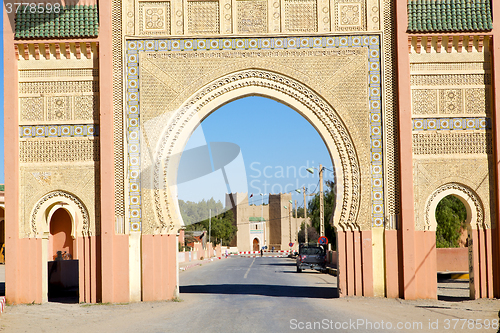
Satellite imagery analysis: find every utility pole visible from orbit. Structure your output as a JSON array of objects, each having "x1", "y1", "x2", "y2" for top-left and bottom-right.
[
  {"x1": 319, "y1": 164, "x2": 324, "y2": 237},
  {"x1": 209, "y1": 208, "x2": 212, "y2": 244},
  {"x1": 288, "y1": 205, "x2": 292, "y2": 247},
  {"x1": 261, "y1": 193, "x2": 265, "y2": 246},
  {"x1": 294, "y1": 199, "x2": 298, "y2": 244},
  {"x1": 294, "y1": 200, "x2": 297, "y2": 218},
  {"x1": 303, "y1": 186, "x2": 308, "y2": 244}
]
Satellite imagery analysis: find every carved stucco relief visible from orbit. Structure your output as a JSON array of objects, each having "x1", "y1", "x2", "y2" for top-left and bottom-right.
[
  {"x1": 20, "y1": 165, "x2": 100, "y2": 238},
  {"x1": 127, "y1": 36, "x2": 382, "y2": 234},
  {"x1": 413, "y1": 157, "x2": 494, "y2": 231}
]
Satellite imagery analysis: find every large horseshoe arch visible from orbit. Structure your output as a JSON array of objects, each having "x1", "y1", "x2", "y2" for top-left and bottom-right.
[{"x1": 151, "y1": 70, "x2": 361, "y2": 234}]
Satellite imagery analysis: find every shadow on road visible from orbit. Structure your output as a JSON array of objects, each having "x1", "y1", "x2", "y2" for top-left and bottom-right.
[
  {"x1": 262, "y1": 262, "x2": 296, "y2": 266},
  {"x1": 437, "y1": 295, "x2": 469, "y2": 302},
  {"x1": 180, "y1": 284, "x2": 338, "y2": 299}
]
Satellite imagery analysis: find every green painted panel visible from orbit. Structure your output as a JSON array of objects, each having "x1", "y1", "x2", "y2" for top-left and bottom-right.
[
  {"x1": 15, "y1": 5, "x2": 99, "y2": 39},
  {"x1": 249, "y1": 217, "x2": 265, "y2": 222},
  {"x1": 407, "y1": 0, "x2": 492, "y2": 33}
]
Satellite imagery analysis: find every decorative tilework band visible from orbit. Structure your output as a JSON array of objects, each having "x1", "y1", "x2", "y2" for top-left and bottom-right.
[
  {"x1": 20, "y1": 124, "x2": 98, "y2": 138},
  {"x1": 412, "y1": 117, "x2": 490, "y2": 131},
  {"x1": 126, "y1": 35, "x2": 380, "y2": 52},
  {"x1": 126, "y1": 35, "x2": 384, "y2": 230}
]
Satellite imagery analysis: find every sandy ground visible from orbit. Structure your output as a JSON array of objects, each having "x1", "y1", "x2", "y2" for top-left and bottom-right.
[{"x1": 0, "y1": 260, "x2": 499, "y2": 333}]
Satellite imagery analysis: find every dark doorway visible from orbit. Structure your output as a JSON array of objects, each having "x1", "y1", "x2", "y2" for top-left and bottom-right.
[
  {"x1": 253, "y1": 238, "x2": 259, "y2": 251},
  {"x1": 48, "y1": 208, "x2": 78, "y2": 303}
]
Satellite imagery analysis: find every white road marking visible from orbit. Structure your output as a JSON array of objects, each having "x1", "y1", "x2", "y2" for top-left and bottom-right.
[{"x1": 243, "y1": 257, "x2": 255, "y2": 279}]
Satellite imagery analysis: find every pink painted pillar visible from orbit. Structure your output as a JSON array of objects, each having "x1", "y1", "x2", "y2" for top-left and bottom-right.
[
  {"x1": 485, "y1": 229, "x2": 493, "y2": 298},
  {"x1": 353, "y1": 230, "x2": 362, "y2": 296},
  {"x1": 3, "y1": 7, "x2": 20, "y2": 304},
  {"x1": 395, "y1": 0, "x2": 417, "y2": 299},
  {"x1": 361, "y1": 230, "x2": 373, "y2": 296},
  {"x1": 490, "y1": 0, "x2": 500, "y2": 298},
  {"x1": 384, "y1": 230, "x2": 399, "y2": 298},
  {"x1": 337, "y1": 230, "x2": 346, "y2": 297},
  {"x1": 99, "y1": 1, "x2": 130, "y2": 303},
  {"x1": 345, "y1": 230, "x2": 354, "y2": 295}
]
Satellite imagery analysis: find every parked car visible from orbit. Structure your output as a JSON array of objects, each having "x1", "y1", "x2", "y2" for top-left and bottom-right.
[{"x1": 296, "y1": 245, "x2": 326, "y2": 273}]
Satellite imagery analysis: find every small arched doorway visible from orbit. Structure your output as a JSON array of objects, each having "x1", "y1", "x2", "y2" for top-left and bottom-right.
[
  {"x1": 48, "y1": 208, "x2": 78, "y2": 303},
  {"x1": 253, "y1": 238, "x2": 260, "y2": 252},
  {"x1": 49, "y1": 208, "x2": 73, "y2": 260},
  {"x1": 435, "y1": 195, "x2": 469, "y2": 300},
  {"x1": 425, "y1": 183, "x2": 493, "y2": 299}
]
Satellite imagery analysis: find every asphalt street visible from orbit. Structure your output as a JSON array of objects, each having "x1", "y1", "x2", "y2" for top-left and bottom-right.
[
  {"x1": 1, "y1": 258, "x2": 497, "y2": 333},
  {"x1": 173, "y1": 256, "x2": 398, "y2": 333}
]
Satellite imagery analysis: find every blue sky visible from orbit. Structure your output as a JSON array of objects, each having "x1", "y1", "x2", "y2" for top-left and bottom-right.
[{"x1": 177, "y1": 96, "x2": 334, "y2": 209}]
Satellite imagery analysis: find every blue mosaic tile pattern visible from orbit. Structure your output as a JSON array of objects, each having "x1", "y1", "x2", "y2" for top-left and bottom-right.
[
  {"x1": 19, "y1": 124, "x2": 98, "y2": 138},
  {"x1": 126, "y1": 35, "x2": 384, "y2": 230},
  {"x1": 412, "y1": 117, "x2": 491, "y2": 131}
]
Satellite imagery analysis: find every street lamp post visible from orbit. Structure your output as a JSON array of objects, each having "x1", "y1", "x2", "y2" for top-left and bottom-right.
[
  {"x1": 289, "y1": 200, "x2": 293, "y2": 247},
  {"x1": 285, "y1": 200, "x2": 293, "y2": 250},
  {"x1": 303, "y1": 186, "x2": 308, "y2": 244},
  {"x1": 319, "y1": 164, "x2": 324, "y2": 237},
  {"x1": 260, "y1": 193, "x2": 265, "y2": 247}
]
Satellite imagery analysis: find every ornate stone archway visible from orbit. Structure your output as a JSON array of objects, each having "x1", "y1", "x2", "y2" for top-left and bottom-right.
[
  {"x1": 423, "y1": 182, "x2": 492, "y2": 299},
  {"x1": 424, "y1": 182, "x2": 485, "y2": 232},
  {"x1": 151, "y1": 69, "x2": 361, "y2": 234},
  {"x1": 30, "y1": 190, "x2": 91, "y2": 238},
  {"x1": 125, "y1": 35, "x2": 385, "y2": 298},
  {"x1": 28, "y1": 191, "x2": 91, "y2": 302}
]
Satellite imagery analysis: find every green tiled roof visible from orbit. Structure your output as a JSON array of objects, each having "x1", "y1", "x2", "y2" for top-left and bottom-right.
[
  {"x1": 408, "y1": 0, "x2": 493, "y2": 33},
  {"x1": 15, "y1": 5, "x2": 98, "y2": 39}
]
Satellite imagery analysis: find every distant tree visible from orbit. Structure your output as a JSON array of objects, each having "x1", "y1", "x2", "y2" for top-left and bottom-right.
[
  {"x1": 298, "y1": 222, "x2": 319, "y2": 244},
  {"x1": 307, "y1": 180, "x2": 336, "y2": 249},
  {"x1": 435, "y1": 195, "x2": 467, "y2": 248},
  {"x1": 185, "y1": 208, "x2": 236, "y2": 246},
  {"x1": 178, "y1": 198, "x2": 224, "y2": 226},
  {"x1": 295, "y1": 206, "x2": 305, "y2": 219}
]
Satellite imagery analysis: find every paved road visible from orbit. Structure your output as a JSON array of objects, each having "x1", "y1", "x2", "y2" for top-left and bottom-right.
[
  {"x1": 174, "y1": 256, "x2": 391, "y2": 333},
  {"x1": 1, "y1": 258, "x2": 497, "y2": 333}
]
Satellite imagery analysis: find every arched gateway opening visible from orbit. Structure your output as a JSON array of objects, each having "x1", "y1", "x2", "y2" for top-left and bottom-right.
[
  {"x1": 151, "y1": 70, "x2": 360, "y2": 236},
  {"x1": 425, "y1": 183, "x2": 494, "y2": 299},
  {"x1": 174, "y1": 95, "x2": 340, "y2": 301},
  {"x1": 143, "y1": 69, "x2": 370, "y2": 298},
  {"x1": 128, "y1": 36, "x2": 382, "y2": 300},
  {"x1": 48, "y1": 208, "x2": 78, "y2": 302},
  {"x1": 29, "y1": 191, "x2": 94, "y2": 303}
]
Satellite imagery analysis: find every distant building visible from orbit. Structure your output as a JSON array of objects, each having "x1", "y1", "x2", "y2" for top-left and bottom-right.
[{"x1": 226, "y1": 193, "x2": 310, "y2": 252}]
